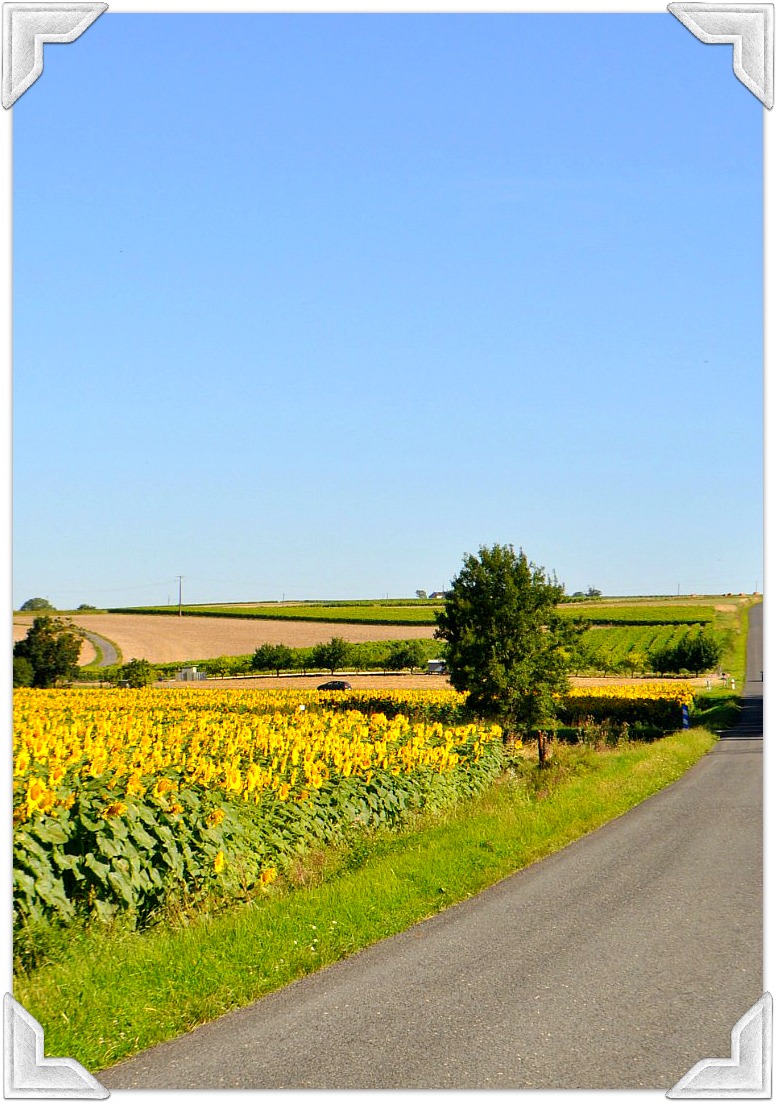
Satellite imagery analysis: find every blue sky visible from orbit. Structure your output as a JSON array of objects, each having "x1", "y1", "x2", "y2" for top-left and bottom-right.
[{"x1": 12, "y1": 11, "x2": 763, "y2": 607}]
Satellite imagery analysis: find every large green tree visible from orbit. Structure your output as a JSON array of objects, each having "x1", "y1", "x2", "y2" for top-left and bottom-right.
[
  {"x1": 311, "y1": 637, "x2": 351, "y2": 674},
  {"x1": 116, "y1": 658, "x2": 156, "y2": 688},
  {"x1": 251, "y1": 643, "x2": 295, "y2": 677},
  {"x1": 20, "y1": 597, "x2": 55, "y2": 612},
  {"x1": 386, "y1": 639, "x2": 426, "y2": 673},
  {"x1": 435, "y1": 544, "x2": 580, "y2": 763},
  {"x1": 13, "y1": 616, "x2": 83, "y2": 687}
]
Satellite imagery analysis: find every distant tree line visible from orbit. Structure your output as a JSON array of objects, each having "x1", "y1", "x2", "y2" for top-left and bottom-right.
[
  {"x1": 567, "y1": 587, "x2": 603, "y2": 600},
  {"x1": 19, "y1": 597, "x2": 99, "y2": 612}
]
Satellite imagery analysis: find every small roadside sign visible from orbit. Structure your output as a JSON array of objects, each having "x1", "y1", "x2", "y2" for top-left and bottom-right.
[{"x1": 681, "y1": 704, "x2": 690, "y2": 729}]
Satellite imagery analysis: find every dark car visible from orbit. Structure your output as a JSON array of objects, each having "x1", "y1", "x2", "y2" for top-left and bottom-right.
[{"x1": 317, "y1": 680, "x2": 352, "y2": 691}]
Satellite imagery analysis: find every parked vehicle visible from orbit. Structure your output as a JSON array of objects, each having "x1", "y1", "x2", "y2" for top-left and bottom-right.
[{"x1": 317, "y1": 680, "x2": 352, "y2": 691}]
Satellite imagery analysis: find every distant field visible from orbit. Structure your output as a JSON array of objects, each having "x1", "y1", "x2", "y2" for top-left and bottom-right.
[
  {"x1": 576, "y1": 624, "x2": 699, "y2": 673},
  {"x1": 566, "y1": 605, "x2": 714, "y2": 625},
  {"x1": 108, "y1": 597, "x2": 722, "y2": 627},
  {"x1": 108, "y1": 603, "x2": 439, "y2": 626},
  {"x1": 15, "y1": 596, "x2": 752, "y2": 667},
  {"x1": 13, "y1": 613, "x2": 436, "y2": 665}
]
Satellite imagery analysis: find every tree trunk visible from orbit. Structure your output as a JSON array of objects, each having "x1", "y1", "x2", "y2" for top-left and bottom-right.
[{"x1": 537, "y1": 729, "x2": 548, "y2": 767}]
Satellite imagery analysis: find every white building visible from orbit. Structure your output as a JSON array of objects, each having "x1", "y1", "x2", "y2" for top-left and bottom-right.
[{"x1": 177, "y1": 666, "x2": 207, "y2": 681}]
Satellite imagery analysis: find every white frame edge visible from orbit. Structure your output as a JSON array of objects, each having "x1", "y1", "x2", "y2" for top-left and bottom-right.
[
  {"x1": 3, "y1": 994, "x2": 110, "y2": 1098},
  {"x1": 668, "y1": 2, "x2": 774, "y2": 107},
  {"x1": 666, "y1": 992, "x2": 773, "y2": 1098},
  {"x1": 2, "y1": 2, "x2": 108, "y2": 109}
]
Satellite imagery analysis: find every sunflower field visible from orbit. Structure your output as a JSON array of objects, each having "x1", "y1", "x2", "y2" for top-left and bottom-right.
[
  {"x1": 13, "y1": 681, "x2": 695, "y2": 937},
  {"x1": 559, "y1": 681, "x2": 694, "y2": 728},
  {"x1": 13, "y1": 687, "x2": 503, "y2": 931}
]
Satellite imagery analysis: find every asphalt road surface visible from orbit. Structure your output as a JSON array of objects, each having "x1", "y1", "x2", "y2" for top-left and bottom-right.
[
  {"x1": 82, "y1": 630, "x2": 120, "y2": 668},
  {"x1": 101, "y1": 604, "x2": 763, "y2": 1091}
]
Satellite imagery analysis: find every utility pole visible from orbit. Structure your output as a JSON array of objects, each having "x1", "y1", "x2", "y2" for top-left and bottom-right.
[{"x1": 176, "y1": 575, "x2": 183, "y2": 617}]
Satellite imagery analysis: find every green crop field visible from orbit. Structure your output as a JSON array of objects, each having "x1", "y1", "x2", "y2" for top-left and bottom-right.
[
  {"x1": 107, "y1": 602, "x2": 440, "y2": 626},
  {"x1": 574, "y1": 623, "x2": 705, "y2": 674},
  {"x1": 564, "y1": 604, "x2": 714, "y2": 625},
  {"x1": 107, "y1": 597, "x2": 721, "y2": 628}
]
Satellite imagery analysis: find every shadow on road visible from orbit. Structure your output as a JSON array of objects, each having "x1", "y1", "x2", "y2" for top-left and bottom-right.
[{"x1": 719, "y1": 681, "x2": 763, "y2": 741}]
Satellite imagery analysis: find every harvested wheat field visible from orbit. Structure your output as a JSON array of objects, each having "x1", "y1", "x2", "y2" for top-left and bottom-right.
[
  {"x1": 13, "y1": 622, "x2": 98, "y2": 666},
  {"x1": 13, "y1": 613, "x2": 436, "y2": 664}
]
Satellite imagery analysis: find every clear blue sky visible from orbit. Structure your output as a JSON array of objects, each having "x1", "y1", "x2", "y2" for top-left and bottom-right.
[{"x1": 12, "y1": 12, "x2": 763, "y2": 607}]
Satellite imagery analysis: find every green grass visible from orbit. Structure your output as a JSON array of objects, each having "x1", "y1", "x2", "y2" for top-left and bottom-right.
[
  {"x1": 686, "y1": 600, "x2": 757, "y2": 729},
  {"x1": 691, "y1": 691, "x2": 742, "y2": 731},
  {"x1": 16, "y1": 728, "x2": 716, "y2": 1073},
  {"x1": 721, "y1": 601, "x2": 754, "y2": 684}
]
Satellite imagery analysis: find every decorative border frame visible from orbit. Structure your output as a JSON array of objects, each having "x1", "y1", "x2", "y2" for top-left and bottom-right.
[
  {"x1": 667, "y1": 993, "x2": 773, "y2": 1098},
  {"x1": 2, "y1": 3, "x2": 107, "y2": 109},
  {"x1": 4, "y1": 994, "x2": 109, "y2": 1098},
  {"x1": 1, "y1": 4, "x2": 770, "y2": 1098},
  {"x1": 668, "y1": 2, "x2": 774, "y2": 106}
]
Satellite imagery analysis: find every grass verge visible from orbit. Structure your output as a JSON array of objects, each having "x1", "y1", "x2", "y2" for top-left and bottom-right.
[
  {"x1": 688, "y1": 599, "x2": 757, "y2": 730},
  {"x1": 16, "y1": 728, "x2": 716, "y2": 1073}
]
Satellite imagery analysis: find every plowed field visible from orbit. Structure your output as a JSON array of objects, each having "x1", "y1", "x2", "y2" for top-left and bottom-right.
[{"x1": 12, "y1": 614, "x2": 436, "y2": 665}]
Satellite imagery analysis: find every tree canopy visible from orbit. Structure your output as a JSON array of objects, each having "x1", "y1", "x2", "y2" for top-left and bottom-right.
[
  {"x1": 13, "y1": 656, "x2": 34, "y2": 688},
  {"x1": 311, "y1": 637, "x2": 351, "y2": 674},
  {"x1": 435, "y1": 544, "x2": 580, "y2": 761},
  {"x1": 386, "y1": 639, "x2": 425, "y2": 673},
  {"x1": 650, "y1": 629, "x2": 725, "y2": 675},
  {"x1": 251, "y1": 643, "x2": 295, "y2": 676},
  {"x1": 116, "y1": 658, "x2": 156, "y2": 688},
  {"x1": 20, "y1": 597, "x2": 55, "y2": 612},
  {"x1": 13, "y1": 617, "x2": 83, "y2": 687}
]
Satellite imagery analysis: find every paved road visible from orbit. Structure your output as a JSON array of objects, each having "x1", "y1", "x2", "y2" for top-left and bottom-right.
[
  {"x1": 82, "y1": 630, "x2": 119, "y2": 668},
  {"x1": 101, "y1": 605, "x2": 763, "y2": 1090}
]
